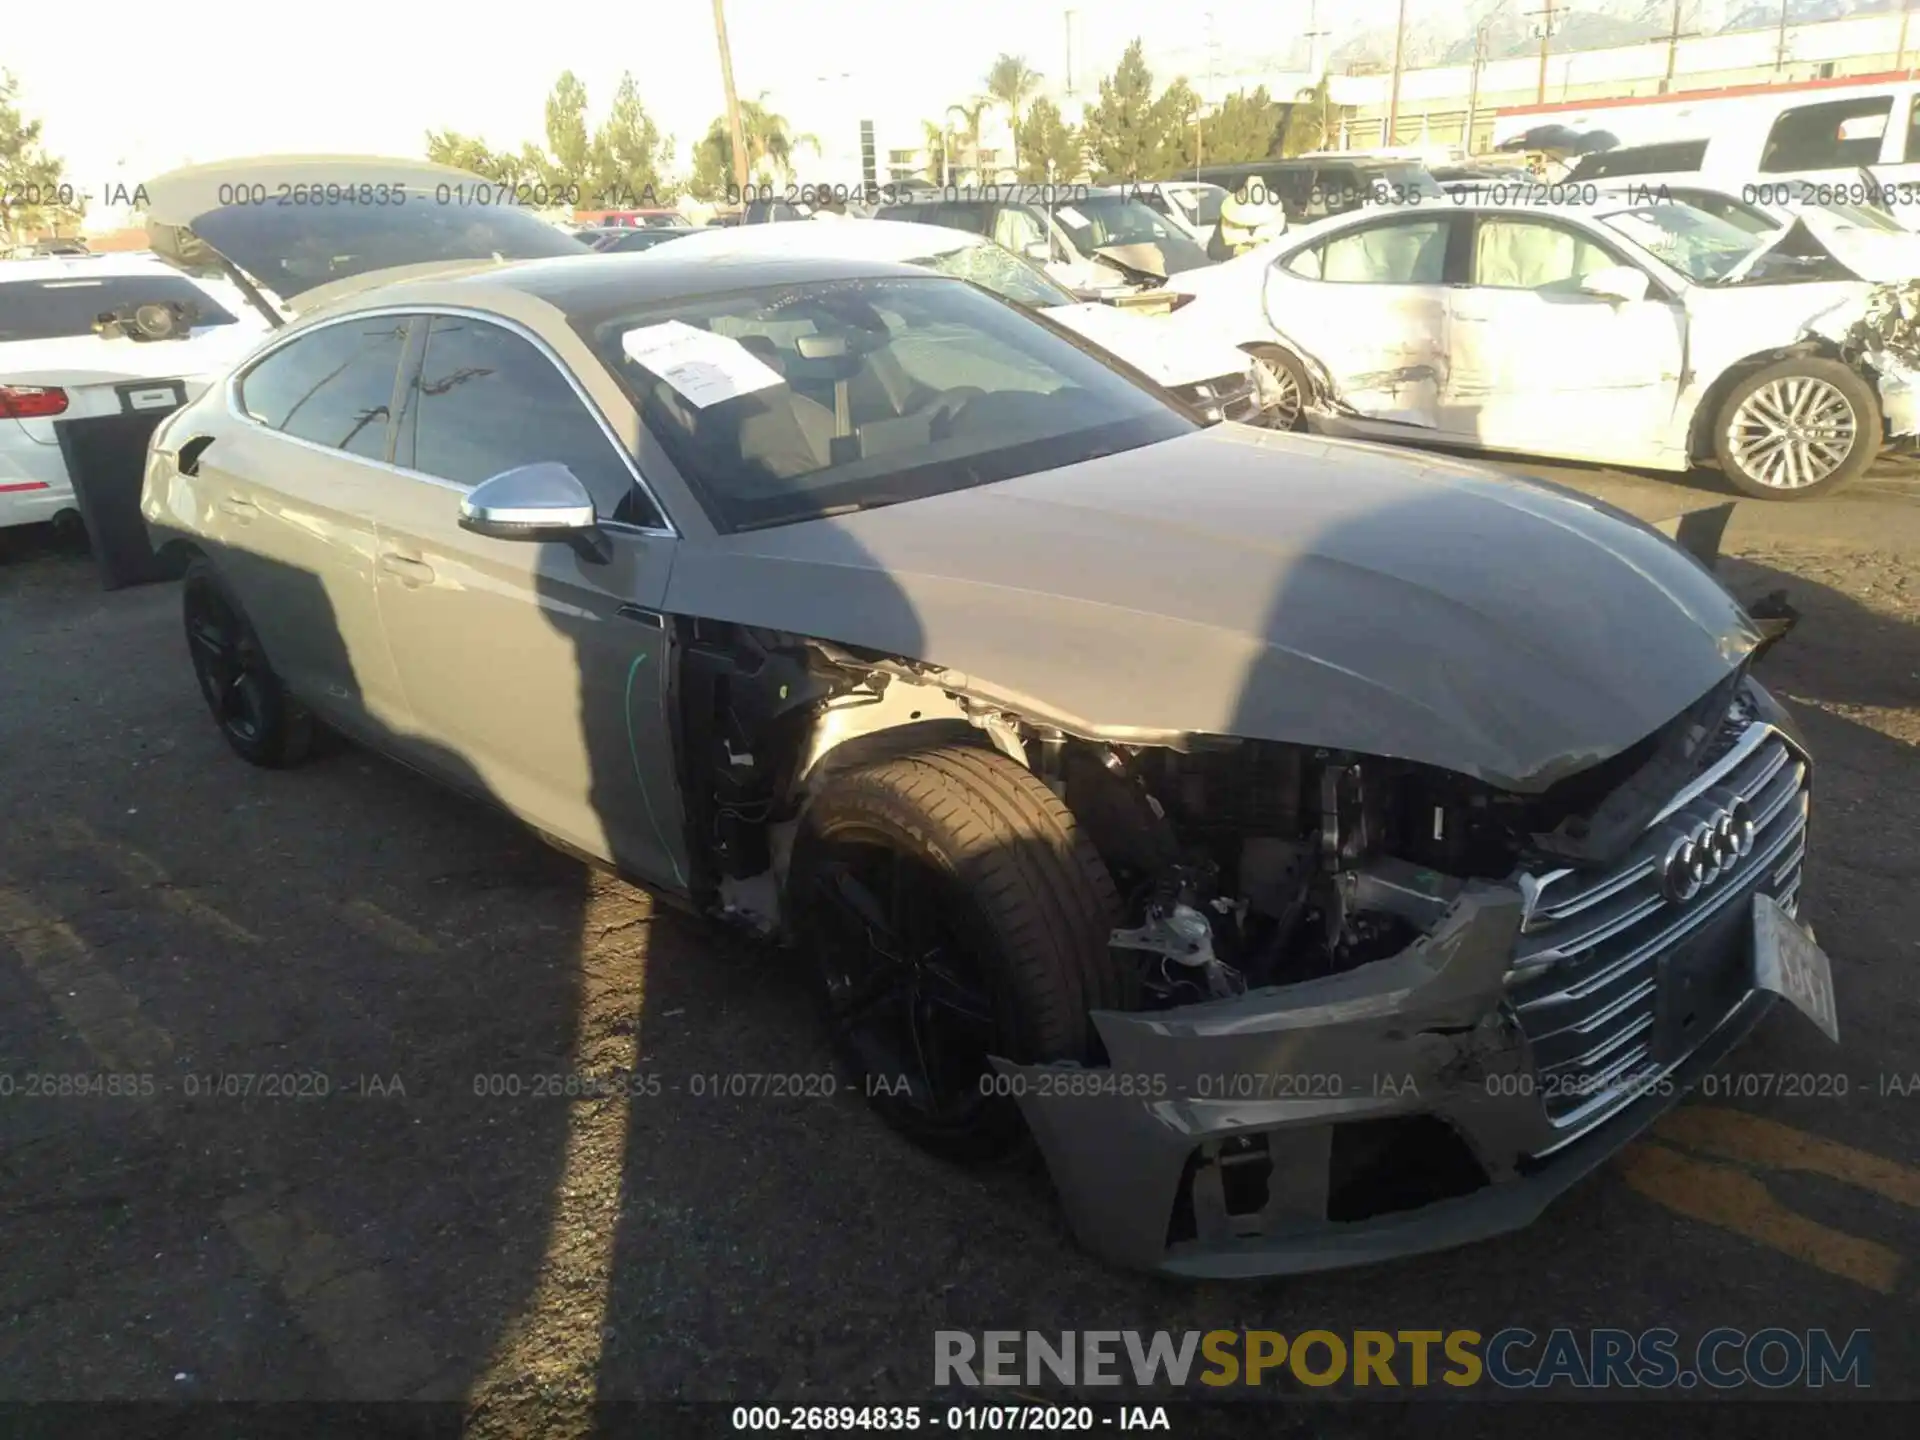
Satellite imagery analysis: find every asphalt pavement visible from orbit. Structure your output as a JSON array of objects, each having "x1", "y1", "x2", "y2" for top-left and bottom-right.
[{"x1": 0, "y1": 452, "x2": 1916, "y2": 1433}]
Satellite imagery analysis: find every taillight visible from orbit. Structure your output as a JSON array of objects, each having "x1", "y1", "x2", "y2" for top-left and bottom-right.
[{"x1": 0, "y1": 384, "x2": 69, "y2": 419}]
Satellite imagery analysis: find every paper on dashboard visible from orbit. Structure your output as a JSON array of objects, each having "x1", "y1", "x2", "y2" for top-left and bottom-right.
[{"x1": 619, "y1": 321, "x2": 785, "y2": 407}]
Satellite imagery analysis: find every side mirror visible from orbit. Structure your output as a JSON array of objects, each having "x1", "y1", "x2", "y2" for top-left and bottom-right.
[
  {"x1": 459, "y1": 462, "x2": 598, "y2": 542},
  {"x1": 1578, "y1": 265, "x2": 1652, "y2": 303}
]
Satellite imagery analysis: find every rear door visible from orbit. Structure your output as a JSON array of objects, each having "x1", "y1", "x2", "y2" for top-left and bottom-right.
[
  {"x1": 1262, "y1": 212, "x2": 1458, "y2": 426},
  {"x1": 371, "y1": 312, "x2": 688, "y2": 888},
  {"x1": 205, "y1": 313, "x2": 415, "y2": 733}
]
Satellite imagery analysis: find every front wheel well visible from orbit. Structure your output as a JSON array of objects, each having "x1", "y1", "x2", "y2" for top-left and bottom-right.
[{"x1": 1686, "y1": 342, "x2": 1866, "y2": 464}]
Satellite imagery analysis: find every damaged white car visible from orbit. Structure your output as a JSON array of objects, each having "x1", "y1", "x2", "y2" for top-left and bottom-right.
[{"x1": 1161, "y1": 192, "x2": 1920, "y2": 498}]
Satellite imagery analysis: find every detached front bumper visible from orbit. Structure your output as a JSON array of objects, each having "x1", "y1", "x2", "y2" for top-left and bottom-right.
[
  {"x1": 1876, "y1": 364, "x2": 1920, "y2": 439},
  {"x1": 996, "y1": 703, "x2": 1814, "y2": 1278}
]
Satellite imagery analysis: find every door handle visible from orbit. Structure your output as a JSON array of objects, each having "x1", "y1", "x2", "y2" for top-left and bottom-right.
[
  {"x1": 377, "y1": 553, "x2": 436, "y2": 586},
  {"x1": 216, "y1": 495, "x2": 257, "y2": 521}
]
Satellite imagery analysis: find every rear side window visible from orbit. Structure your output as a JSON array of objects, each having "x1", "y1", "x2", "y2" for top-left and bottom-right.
[
  {"x1": 0, "y1": 275, "x2": 238, "y2": 343},
  {"x1": 400, "y1": 316, "x2": 659, "y2": 525},
  {"x1": 1284, "y1": 218, "x2": 1450, "y2": 284},
  {"x1": 1761, "y1": 96, "x2": 1892, "y2": 173},
  {"x1": 237, "y1": 317, "x2": 407, "y2": 460}
]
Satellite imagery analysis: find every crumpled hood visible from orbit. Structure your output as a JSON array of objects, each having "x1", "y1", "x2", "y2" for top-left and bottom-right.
[
  {"x1": 1043, "y1": 302, "x2": 1249, "y2": 386},
  {"x1": 668, "y1": 427, "x2": 1761, "y2": 791}
]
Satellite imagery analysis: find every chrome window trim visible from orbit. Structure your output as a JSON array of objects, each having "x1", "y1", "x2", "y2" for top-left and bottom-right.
[{"x1": 225, "y1": 302, "x2": 678, "y2": 539}]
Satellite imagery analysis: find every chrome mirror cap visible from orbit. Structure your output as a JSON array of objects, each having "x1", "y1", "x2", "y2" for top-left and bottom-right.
[{"x1": 458, "y1": 463, "x2": 597, "y2": 540}]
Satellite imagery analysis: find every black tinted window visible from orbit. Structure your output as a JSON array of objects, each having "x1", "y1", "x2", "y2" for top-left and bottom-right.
[
  {"x1": 1761, "y1": 97, "x2": 1892, "y2": 173},
  {"x1": 403, "y1": 316, "x2": 658, "y2": 524},
  {"x1": 238, "y1": 317, "x2": 406, "y2": 460},
  {"x1": 0, "y1": 275, "x2": 238, "y2": 342},
  {"x1": 1570, "y1": 141, "x2": 1709, "y2": 179}
]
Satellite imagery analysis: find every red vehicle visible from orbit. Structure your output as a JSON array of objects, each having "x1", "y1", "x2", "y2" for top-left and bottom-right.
[{"x1": 574, "y1": 208, "x2": 690, "y2": 229}]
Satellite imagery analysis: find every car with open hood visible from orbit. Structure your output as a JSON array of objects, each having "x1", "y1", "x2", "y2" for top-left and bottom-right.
[
  {"x1": 1160, "y1": 189, "x2": 1920, "y2": 499},
  {"x1": 137, "y1": 155, "x2": 1838, "y2": 1278}
]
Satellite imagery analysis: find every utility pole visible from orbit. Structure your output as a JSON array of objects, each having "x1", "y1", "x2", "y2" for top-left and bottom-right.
[
  {"x1": 1065, "y1": 10, "x2": 1076, "y2": 96},
  {"x1": 1386, "y1": 0, "x2": 1409, "y2": 149},
  {"x1": 1899, "y1": 0, "x2": 1913, "y2": 75},
  {"x1": 1774, "y1": 0, "x2": 1791, "y2": 75},
  {"x1": 1466, "y1": 16, "x2": 1496, "y2": 157},
  {"x1": 1304, "y1": 0, "x2": 1330, "y2": 77},
  {"x1": 1527, "y1": 1, "x2": 1559, "y2": 106},
  {"x1": 1663, "y1": 1, "x2": 1699, "y2": 94},
  {"x1": 710, "y1": 0, "x2": 750, "y2": 201}
]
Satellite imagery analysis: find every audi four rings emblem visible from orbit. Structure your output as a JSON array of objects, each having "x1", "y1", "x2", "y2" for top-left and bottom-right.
[{"x1": 1659, "y1": 798, "x2": 1757, "y2": 902}]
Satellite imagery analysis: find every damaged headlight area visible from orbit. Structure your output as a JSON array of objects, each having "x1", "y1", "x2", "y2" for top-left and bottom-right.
[
  {"x1": 1844, "y1": 280, "x2": 1920, "y2": 439},
  {"x1": 996, "y1": 679, "x2": 1817, "y2": 1277}
]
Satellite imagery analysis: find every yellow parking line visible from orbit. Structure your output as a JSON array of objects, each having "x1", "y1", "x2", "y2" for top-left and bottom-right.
[
  {"x1": 1656, "y1": 1106, "x2": 1920, "y2": 1212},
  {"x1": 339, "y1": 899, "x2": 439, "y2": 955},
  {"x1": 48, "y1": 816, "x2": 260, "y2": 945},
  {"x1": 1620, "y1": 1141, "x2": 1902, "y2": 1295},
  {"x1": 0, "y1": 882, "x2": 175, "y2": 1075},
  {"x1": 0, "y1": 876, "x2": 445, "y2": 1397}
]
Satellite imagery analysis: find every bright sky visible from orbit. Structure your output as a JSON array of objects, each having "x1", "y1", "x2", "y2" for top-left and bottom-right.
[{"x1": 10, "y1": 0, "x2": 1421, "y2": 201}]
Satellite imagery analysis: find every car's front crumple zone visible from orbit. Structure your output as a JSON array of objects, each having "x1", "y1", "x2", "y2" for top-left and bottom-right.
[{"x1": 985, "y1": 676, "x2": 1812, "y2": 1278}]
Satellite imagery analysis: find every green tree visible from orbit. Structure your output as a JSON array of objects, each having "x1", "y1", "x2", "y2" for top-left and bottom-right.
[
  {"x1": 686, "y1": 95, "x2": 818, "y2": 201},
  {"x1": 1, "y1": 71, "x2": 84, "y2": 245},
  {"x1": 1199, "y1": 87, "x2": 1285, "y2": 166},
  {"x1": 984, "y1": 54, "x2": 1043, "y2": 171},
  {"x1": 1081, "y1": 40, "x2": 1194, "y2": 182},
  {"x1": 948, "y1": 100, "x2": 992, "y2": 183},
  {"x1": 1280, "y1": 79, "x2": 1340, "y2": 157},
  {"x1": 538, "y1": 71, "x2": 595, "y2": 189},
  {"x1": 1014, "y1": 98, "x2": 1080, "y2": 183},
  {"x1": 425, "y1": 129, "x2": 514, "y2": 180},
  {"x1": 589, "y1": 72, "x2": 675, "y2": 204},
  {"x1": 920, "y1": 120, "x2": 950, "y2": 185}
]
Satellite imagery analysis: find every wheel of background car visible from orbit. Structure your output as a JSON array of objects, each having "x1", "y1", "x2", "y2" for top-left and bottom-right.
[
  {"x1": 1248, "y1": 347, "x2": 1311, "y2": 432},
  {"x1": 787, "y1": 743, "x2": 1126, "y2": 1162},
  {"x1": 180, "y1": 559, "x2": 314, "y2": 768},
  {"x1": 1712, "y1": 358, "x2": 1880, "y2": 501}
]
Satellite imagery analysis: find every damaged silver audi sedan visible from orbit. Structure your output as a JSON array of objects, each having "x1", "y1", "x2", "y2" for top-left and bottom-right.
[{"x1": 138, "y1": 157, "x2": 1839, "y2": 1278}]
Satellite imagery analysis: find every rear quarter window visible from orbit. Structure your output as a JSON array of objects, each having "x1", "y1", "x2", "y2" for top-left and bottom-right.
[{"x1": 0, "y1": 275, "x2": 239, "y2": 343}]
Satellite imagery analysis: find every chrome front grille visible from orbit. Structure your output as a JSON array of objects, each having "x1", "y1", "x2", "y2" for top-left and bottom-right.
[{"x1": 1507, "y1": 718, "x2": 1810, "y2": 1140}]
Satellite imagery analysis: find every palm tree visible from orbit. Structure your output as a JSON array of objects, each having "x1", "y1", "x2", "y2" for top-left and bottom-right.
[
  {"x1": 738, "y1": 95, "x2": 819, "y2": 183},
  {"x1": 948, "y1": 100, "x2": 992, "y2": 184},
  {"x1": 984, "y1": 54, "x2": 1043, "y2": 172},
  {"x1": 920, "y1": 120, "x2": 949, "y2": 184}
]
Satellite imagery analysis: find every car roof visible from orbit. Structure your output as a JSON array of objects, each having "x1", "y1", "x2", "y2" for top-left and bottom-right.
[
  {"x1": 0, "y1": 253, "x2": 191, "y2": 282},
  {"x1": 663, "y1": 218, "x2": 979, "y2": 263},
  {"x1": 366, "y1": 249, "x2": 939, "y2": 317}
]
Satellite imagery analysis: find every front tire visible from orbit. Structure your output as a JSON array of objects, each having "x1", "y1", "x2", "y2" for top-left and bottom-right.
[
  {"x1": 1713, "y1": 358, "x2": 1879, "y2": 500},
  {"x1": 181, "y1": 559, "x2": 313, "y2": 768},
  {"x1": 1248, "y1": 346, "x2": 1311, "y2": 431},
  {"x1": 788, "y1": 743, "x2": 1124, "y2": 1162}
]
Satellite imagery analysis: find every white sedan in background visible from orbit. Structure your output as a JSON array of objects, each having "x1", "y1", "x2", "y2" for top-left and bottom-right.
[
  {"x1": 1160, "y1": 192, "x2": 1920, "y2": 498},
  {"x1": 2, "y1": 254, "x2": 268, "y2": 531},
  {"x1": 656, "y1": 219, "x2": 1280, "y2": 424}
]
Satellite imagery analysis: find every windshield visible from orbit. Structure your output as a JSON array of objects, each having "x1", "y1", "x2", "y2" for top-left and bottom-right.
[
  {"x1": 0, "y1": 274, "x2": 239, "y2": 342},
  {"x1": 580, "y1": 275, "x2": 1190, "y2": 532},
  {"x1": 176, "y1": 201, "x2": 588, "y2": 300},
  {"x1": 1159, "y1": 185, "x2": 1227, "y2": 227},
  {"x1": 1049, "y1": 197, "x2": 1212, "y2": 271},
  {"x1": 1597, "y1": 201, "x2": 1771, "y2": 282},
  {"x1": 1820, "y1": 198, "x2": 1906, "y2": 233},
  {"x1": 911, "y1": 241, "x2": 1077, "y2": 308}
]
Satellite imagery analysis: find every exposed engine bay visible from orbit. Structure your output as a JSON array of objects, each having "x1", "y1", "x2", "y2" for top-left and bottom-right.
[{"x1": 673, "y1": 619, "x2": 1739, "y2": 1011}]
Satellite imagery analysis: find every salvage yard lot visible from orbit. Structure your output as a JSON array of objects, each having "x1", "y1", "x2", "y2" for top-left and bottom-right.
[{"x1": 2, "y1": 454, "x2": 1918, "y2": 1425}]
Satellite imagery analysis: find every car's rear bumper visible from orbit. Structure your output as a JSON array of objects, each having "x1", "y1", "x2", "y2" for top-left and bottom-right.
[{"x1": 0, "y1": 433, "x2": 77, "y2": 528}]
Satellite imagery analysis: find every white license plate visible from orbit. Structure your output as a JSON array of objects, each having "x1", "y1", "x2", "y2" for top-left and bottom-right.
[
  {"x1": 1752, "y1": 893, "x2": 1839, "y2": 1043},
  {"x1": 126, "y1": 386, "x2": 180, "y2": 411}
]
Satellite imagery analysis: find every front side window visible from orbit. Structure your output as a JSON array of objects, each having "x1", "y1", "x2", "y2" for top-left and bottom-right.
[
  {"x1": 1049, "y1": 196, "x2": 1212, "y2": 271},
  {"x1": 1760, "y1": 97, "x2": 1892, "y2": 173},
  {"x1": 237, "y1": 317, "x2": 407, "y2": 460},
  {"x1": 401, "y1": 316, "x2": 658, "y2": 524},
  {"x1": 578, "y1": 275, "x2": 1192, "y2": 533},
  {"x1": 1472, "y1": 219, "x2": 1623, "y2": 292},
  {"x1": 991, "y1": 205, "x2": 1047, "y2": 256},
  {"x1": 1284, "y1": 218, "x2": 1450, "y2": 284}
]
